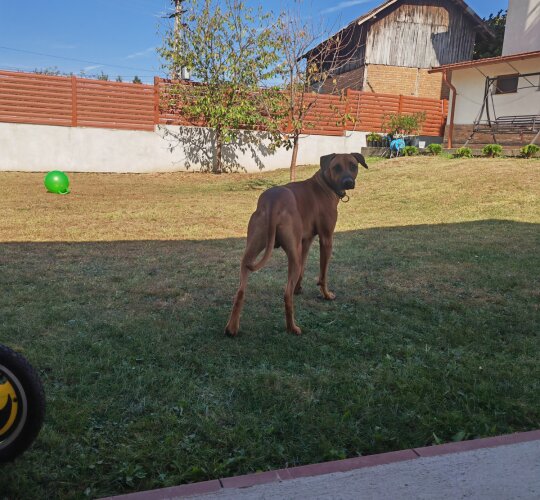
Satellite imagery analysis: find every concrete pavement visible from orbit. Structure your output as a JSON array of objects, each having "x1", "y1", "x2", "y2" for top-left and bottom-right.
[{"x1": 106, "y1": 430, "x2": 540, "y2": 500}]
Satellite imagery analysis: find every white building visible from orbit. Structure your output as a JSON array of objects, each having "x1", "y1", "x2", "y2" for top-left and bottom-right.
[
  {"x1": 430, "y1": 0, "x2": 540, "y2": 147},
  {"x1": 503, "y1": 0, "x2": 540, "y2": 56}
]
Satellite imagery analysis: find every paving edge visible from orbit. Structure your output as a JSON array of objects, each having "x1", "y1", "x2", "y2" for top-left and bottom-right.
[{"x1": 103, "y1": 429, "x2": 540, "y2": 500}]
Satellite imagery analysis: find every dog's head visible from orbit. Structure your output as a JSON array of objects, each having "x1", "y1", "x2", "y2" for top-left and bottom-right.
[{"x1": 320, "y1": 153, "x2": 368, "y2": 193}]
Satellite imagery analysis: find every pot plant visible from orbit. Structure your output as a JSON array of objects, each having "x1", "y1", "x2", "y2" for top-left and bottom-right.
[{"x1": 367, "y1": 132, "x2": 380, "y2": 147}]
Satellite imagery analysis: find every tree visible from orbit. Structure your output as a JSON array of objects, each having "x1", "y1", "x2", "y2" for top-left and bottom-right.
[
  {"x1": 158, "y1": 0, "x2": 283, "y2": 173},
  {"x1": 473, "y1": 10, "x2": 506, "y2": 59},
  {"x1": 33, "y1": 66, "x2": 62, "y2": 76},
  {"x1": 116, "y1": 76, "x2": 123, "y2": 82},
  {"x1": 97, "y1": 71, "x2": 109, "y2": 81},
  {"x1": 275, "y1": 5, "x2": 360, "y2": 180},
  {"x1": 132, "y1": 75, "x2": 142, "y2": 84}
]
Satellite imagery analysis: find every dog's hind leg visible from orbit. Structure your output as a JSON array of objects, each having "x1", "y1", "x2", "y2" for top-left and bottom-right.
[
  {"x1": 294, "y1": 237, "x2": 313, "y2": 295},
  {"x1": 225, "y1": 214, "x2": 266, "y2": 336},
  {"x1": 281, "y1": 217, "x2": 303, "y2": 335}
]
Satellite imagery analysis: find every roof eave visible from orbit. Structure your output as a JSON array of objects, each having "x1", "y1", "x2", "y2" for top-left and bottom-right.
[{"x1": 429, "y1": 50, "x2": 540, "y2": 73}]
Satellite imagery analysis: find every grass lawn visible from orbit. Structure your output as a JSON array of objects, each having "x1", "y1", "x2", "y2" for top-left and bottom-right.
[{"x1": 1, "y1": 156, "x2": 539, "y2": 498}]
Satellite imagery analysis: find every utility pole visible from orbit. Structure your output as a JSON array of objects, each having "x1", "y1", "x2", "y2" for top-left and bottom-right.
[{"x1": 168, "y1": 0, "x2": 188, "y2": 80}]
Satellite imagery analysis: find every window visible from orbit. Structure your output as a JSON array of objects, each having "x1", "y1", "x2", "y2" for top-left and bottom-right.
[{"x1": 495, "y1": 74, "x2": 519, "y2": 94}]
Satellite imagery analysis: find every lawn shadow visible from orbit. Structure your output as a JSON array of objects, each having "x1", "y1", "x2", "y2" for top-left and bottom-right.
[{"x1": 1, "y1": 219, "x2": 538, "y2": 498}]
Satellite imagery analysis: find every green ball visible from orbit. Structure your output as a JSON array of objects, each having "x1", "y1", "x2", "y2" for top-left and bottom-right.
[{"x1": 44, "y1": 171, "x2": 70, "y2": 194}]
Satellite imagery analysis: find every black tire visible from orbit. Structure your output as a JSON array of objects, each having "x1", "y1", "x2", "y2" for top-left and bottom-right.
[{"x1": 0, "y1": 344, "x2": 46, "y2": 462}]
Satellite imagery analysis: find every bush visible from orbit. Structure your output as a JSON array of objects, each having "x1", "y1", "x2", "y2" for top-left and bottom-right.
[
  {"x1": 382, "y1": 112, "x2": 426, "y2": 136},
  {"x1": 520, "y1": 144, "x2": 540, "y2": 158},
  {"x1": 453, "y1": 147, "x2": 473, "y2": 158},
  {"x1": 482, "y1": 144, "x2": 503, "y2": 158},
  {"x1": 426, "y1": 143, "x2": 442, "y2": 155},
  {"x1": 403, "y1": 145, "x2": 419, "y2": 156}
]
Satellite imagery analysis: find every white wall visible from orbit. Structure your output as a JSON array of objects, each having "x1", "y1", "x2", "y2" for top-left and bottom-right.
[
  {"x1": 0, "y1": 122, "x2": 367, "y2": 173},
  {"x1": 503, "y1": 0, "x2": 540, "y2": 56},
  {"x1": 448, "y1": 57, "x2": 540, "y2": 124}
]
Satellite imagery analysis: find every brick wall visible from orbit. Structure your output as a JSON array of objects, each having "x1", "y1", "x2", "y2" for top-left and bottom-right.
[
  {"x1": 446, "y1": 124, "x2": 537, "y2": 146},
  {"x1": 364, "y1": 65, "x2": 449, "y2": 100},
  {"x1": 321, "y1": 67, "x2": 365, "y2": 93}
]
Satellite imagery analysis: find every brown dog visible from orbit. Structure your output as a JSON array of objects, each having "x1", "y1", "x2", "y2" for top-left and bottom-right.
[{"x1": 225, "y1": 153, "x2": 368, "y2": 336}]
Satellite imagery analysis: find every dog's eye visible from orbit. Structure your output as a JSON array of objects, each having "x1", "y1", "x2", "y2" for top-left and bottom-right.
[
  {"x1": 351, "y1": 164, "x2": 358, "y2": 171},
  {"x1": 334, "y1": 165, "x2": 342, "y2": 173}
]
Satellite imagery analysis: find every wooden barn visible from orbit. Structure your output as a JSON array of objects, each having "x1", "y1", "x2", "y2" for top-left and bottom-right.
[{"x1": 306, "y1": 0, "x2": 492, "y2": 99}]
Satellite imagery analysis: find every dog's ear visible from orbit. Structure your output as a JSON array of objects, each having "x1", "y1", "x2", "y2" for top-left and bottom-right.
[
  {"x1": 351, "y1": 153, "x2": 368, "y2": 169},
  {"x1": 320, "y1": 154, "x2": 336, "y2": 171}
]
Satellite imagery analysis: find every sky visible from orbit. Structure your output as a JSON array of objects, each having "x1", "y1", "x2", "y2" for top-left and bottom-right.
[{"x1": 0, "y1": 0, "x2": 509, "y2": 84}]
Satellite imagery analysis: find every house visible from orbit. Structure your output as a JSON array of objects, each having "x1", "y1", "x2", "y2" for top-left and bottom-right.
[
  {"x1": 502, "y1": 0, "x2": 540, "y2": 56},
  {"x1": 429, "y1": 0, "x2": 540, "y2": 147},
  {"x1": 305, "y1": 0, "x2": 492, "y2": 100}
]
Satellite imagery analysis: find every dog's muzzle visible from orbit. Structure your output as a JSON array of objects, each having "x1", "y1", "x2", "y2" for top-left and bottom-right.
[{"x1": 342, "y1": 178, "x2": 355, "y2": 190}]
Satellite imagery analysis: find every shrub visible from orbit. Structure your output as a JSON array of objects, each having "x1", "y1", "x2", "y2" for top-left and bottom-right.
[
  {"x1": 367, "y1": 132, "x2": 381, "y2": 142},
  {"x1": 520, "y1": 144, "x2": 540, "y2": 158},
  {"x1": 403, "y1": 145, "x2": 419, "y2": 156},
  {"x1": 453, "y1": 147, "x2": 473, "y2": 158},
  {"x1": 382, "y1": 112, "x2": 426, "y2": 136},
  {"x1": 426, "y1": 143, "x2": 442, "y2": 155},
  {"x1": 482, "y1": 144, "x2": 503, "y2": 158}
]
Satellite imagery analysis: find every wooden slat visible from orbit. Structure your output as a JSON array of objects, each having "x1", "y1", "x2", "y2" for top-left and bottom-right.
[
  {"x1": 0, "y1": 81, "x2": 71, "y2": 95},
  {"x1": 0, "y1": 70, "x2": 74, "y2": 81},
  {"x1": 78, "y1": 91, "x2": 153, "y2": 104},
  {"x1": 76, "y1": 77, "x2": 153, "y2": 90},
  {"x1": 0, "y1": 105, "x2": 71, "y2": 117},
  {"x1": 0, "y1": 94, "x2": 72, "y2": 108},
  {"x1": 77, "y1": 113, "x2": 154, "y2": 125},
  {"x1": 77, "y1": 121, "x2": 154, "y2": 131},
  {"x1": 0, "y1": 115, "x2": 71, "y2": 126}
]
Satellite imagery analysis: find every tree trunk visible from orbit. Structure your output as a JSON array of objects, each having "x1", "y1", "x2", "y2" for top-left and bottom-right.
[
  {"x1": 214, "y1": 129, "x2": 223, "y2": 174},
  {"x1": 289, "y1": 134, "x2": 299, "y2": 181}
]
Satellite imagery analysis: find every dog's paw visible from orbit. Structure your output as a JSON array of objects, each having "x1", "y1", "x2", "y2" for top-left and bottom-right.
[
  {"x1": 224, "y1": 326, "x2": 238, "y2": 337},
  {"x1": 288, "y1": 325, "x2": 302, "y2": 335},
  {"x1": 323, "y1": 291, "x2": 336, "y2": 301}
]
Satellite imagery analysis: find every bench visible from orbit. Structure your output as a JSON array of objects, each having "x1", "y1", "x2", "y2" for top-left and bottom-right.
[
  {"x1": 474, "y1": 115, "x2": 540, "y2": 134},
  {"x1": 467, "y1": 115, "x2": 540, "y2": 146}
]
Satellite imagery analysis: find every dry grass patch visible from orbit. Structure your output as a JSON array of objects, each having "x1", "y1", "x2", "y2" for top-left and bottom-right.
[{"x1": 1, "y1": 157, "x2": 538, "y2": 242}]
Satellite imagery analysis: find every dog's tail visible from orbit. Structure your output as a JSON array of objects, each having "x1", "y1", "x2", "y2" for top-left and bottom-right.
[{"x1": 247, "y1": 208, "x2": 276, "y2": 272}]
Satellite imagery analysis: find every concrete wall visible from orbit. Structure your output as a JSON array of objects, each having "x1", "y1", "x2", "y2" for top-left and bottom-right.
[
  {"x1": 503, "y1": 0, "x2": 540, "y2": 56},
  {"x1": 0, "y1": 122, "x2": 367, "y2": 173},
  {"x1": 448, "y1": 57, "x2": 540, "y2": 125}
]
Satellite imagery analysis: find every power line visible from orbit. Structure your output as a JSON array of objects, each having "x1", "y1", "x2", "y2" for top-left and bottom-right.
[{"x1": 0, "y1": 45, "x2": 158, "y2": 73}]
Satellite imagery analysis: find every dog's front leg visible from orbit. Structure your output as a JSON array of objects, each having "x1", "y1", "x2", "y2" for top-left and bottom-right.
[
  {"x1": 294, "y1": 237, "x2": 314, "y2": 295},
  {"x1": 317, "y1": 236, "x2": 336, "y2": 300}
]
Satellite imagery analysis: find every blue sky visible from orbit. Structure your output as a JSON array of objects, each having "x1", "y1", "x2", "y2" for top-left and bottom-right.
[{"x1": 0, "y1": 0, "x2": 508, "y2": 83}]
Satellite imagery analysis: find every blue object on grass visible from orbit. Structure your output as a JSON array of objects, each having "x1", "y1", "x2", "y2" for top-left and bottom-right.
[{"x1": 390, "y1": 138, "x2": 405, "y2": 156}]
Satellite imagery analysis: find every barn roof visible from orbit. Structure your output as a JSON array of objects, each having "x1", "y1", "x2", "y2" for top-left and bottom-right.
[
  {"x1": 304, "y1": 0, "x2": 492, "y2": 60},
  {"x1": 352, "y1": 0, "x2": 491, "y2": 35}
]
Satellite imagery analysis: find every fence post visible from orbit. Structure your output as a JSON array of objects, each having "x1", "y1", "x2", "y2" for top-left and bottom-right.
[
  {"x1": 344, "y1": 88, "x2": 350, "y2": 133},
  {"x1": 71, "y1": 75, "x2": 77, "y2": 127},
  {"x1": 398, "y1": 94, "x2": 403, "y2": 114},
  {"x1": 153, "y1": 76, "x2": 160, "y2": 126}
]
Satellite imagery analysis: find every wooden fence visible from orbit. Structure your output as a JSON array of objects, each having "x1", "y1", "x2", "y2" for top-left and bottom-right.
[
  {"x1": 0, "y1": 70, "x2": 447, "y2": 136},
  {"x1": 347, "y1": 90, "x2": 448, "y2": 137},
  {"x1": 0, "y1": 70, "x2": 155, "y2": 131}
]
